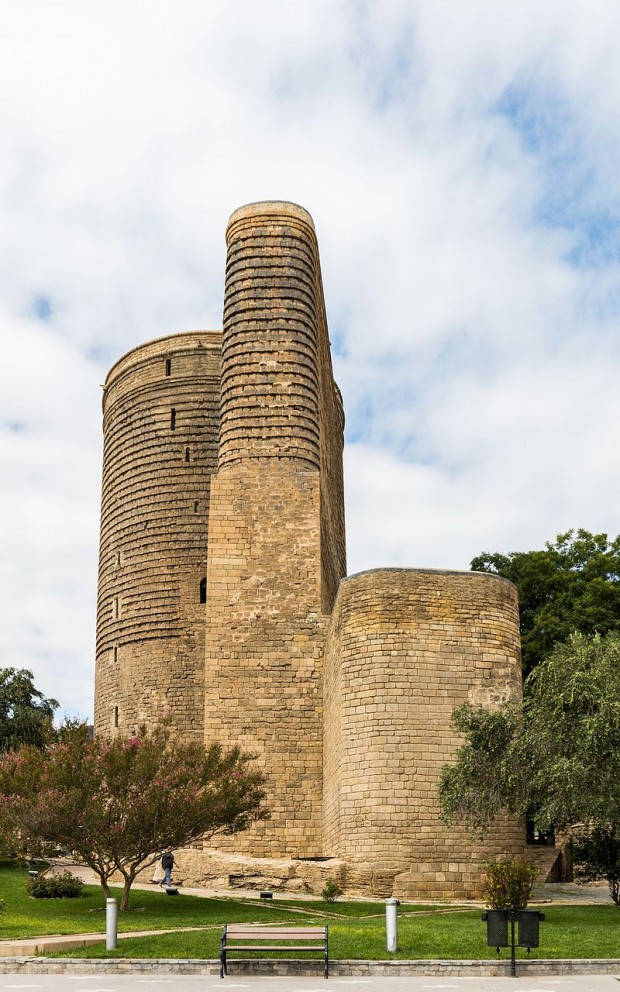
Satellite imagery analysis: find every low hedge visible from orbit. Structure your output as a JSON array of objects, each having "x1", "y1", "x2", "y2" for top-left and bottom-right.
[{"x1": 27, "y1": 871, "x2": 84, "y2": 899}]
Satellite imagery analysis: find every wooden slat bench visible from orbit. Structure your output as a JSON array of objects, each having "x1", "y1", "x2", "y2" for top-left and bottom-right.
[{"x1": 219, "y1": 924, "x2": 329, "y2": 979}]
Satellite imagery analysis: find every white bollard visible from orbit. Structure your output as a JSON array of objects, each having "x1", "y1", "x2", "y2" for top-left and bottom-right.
[
  {"x1": 385, "y1": 897, "x2": 399, "y2": 952},
  {"x1": 106, "y1": 897, "x2": 118, "y2": 950}
]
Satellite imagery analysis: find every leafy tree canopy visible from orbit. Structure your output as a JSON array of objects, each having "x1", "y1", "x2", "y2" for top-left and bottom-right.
[
  {"x1": 0, "y1": 668, "x2": 58, "y2": 752},
  {"x1": 439, "y1": 631, "x2": 620, "y2": 901},
  {"x1": 440, "y1": 631, "x2": 620, "y2": 832},
  {"x1": 471, "y1": 529, "x2": 620, "y2": 675},
  {"x1": 0, "y1": 722, "x2": 268, "y2": 909}
]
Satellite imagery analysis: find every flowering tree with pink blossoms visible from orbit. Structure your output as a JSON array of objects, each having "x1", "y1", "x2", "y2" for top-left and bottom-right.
[{"x1": 0, "y1": 723, "x2": 268, "y2": 909}]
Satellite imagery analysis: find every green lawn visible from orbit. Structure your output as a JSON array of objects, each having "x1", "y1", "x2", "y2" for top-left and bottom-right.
[
  {"x1": 1, "y1": 862, "x2": 619, "y2": 960},
  {"x1": 55, "y1": 905, "x2": 620, "y2": 961},
  {"x1": 0, "y1": 862, "x2": 314, "y2": 939}
]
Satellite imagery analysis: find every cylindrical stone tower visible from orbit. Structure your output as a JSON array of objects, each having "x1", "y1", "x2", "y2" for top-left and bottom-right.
[
  {"x1": 94, "y1": 331, "x2": 221, "y2": 739},
  {"x1": 203, "y1": 202, "x2": 346, "y2": 857},
  {"x1": 322, "y1": 568, "x2": 525, "y2": 898},
  {"x1": 220, "y1": 203, "x2": 321, "y2": 468}
]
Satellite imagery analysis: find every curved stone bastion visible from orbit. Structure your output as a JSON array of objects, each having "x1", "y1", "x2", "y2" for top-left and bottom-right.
[{"x1": 322, "y1": 568, "x2": 524, "y2": 898}]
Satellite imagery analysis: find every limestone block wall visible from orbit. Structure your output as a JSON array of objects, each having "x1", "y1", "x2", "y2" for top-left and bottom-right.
[
  {"x1": 203, "y1": 463, "x2": 325, "y2": 856},
  {"x1": 219, "y1": 202, "x2": 322, "y2": 469},
  {"x1": 95, "y1": 331, "x2": 221, "y2": 739},
  {"x1": 203, "y1": 202, "x2": 346, "y2": 857},
  {"x1": 323, "y1": 568, "x2": 525, "y2": 898},
  {"x1": 220, "y1": 201, "x2": 346, "y2": 613},
  {"x1": 318, "y1": 340, "x2": 346, "y2": 615},
  {"x1": 92, "y1": 199, "x2": 533, "y2": 899}
]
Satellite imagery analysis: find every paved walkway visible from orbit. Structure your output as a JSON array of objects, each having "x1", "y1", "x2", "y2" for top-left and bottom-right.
[{"x1": 1, "y1": 973, "x2": 620, "y2": 991}]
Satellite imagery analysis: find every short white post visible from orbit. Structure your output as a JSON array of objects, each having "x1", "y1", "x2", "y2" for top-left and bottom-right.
[
  {"x1": 106, "y1": 897, "x2": 118, "y2": 950},
  {"x1": 385, "y1": 897, "x2": 399, "y2": 952}
]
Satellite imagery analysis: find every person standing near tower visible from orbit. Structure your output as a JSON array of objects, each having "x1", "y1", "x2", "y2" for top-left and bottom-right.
[{"x1": 159, "y1": 846, "x2": 175, "y2": 888}]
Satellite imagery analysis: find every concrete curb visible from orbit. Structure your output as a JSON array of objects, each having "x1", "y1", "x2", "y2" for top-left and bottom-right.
[
  {"x1": 0, "y1": 958, "x2": 619, "y2": 977},
  {"x1": 0, "y1": 927, "x2": 218, "y2": 958}
]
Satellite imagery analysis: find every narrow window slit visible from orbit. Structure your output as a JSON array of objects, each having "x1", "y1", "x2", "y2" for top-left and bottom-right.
[
  {"x1": 200, "y1": 578, "x2": 207, "y2": 604},
  {"x1": 114, "y1": 706, "x2": 119, "y2": 728},
  {"x1": 165, "y1": 358, "x2": 171, "y2": 376},
  {"x1": 194, "y1": 501, "x2": 199, "y2": 513},
  {"x1": 170, "y1": 408, "x2": 176, "y2": 430},
  {"x1": 185, "y1": 447, "x2": 190, "y2": 462}
]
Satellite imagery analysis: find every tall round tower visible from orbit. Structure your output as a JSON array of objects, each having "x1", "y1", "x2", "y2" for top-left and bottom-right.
[
  {"x1": 219, "y1": 201, "x2": 321, "y2": 469},
  {"x1": 203, "y1": 202, "x2": 346, "y2": 857},
  {"x1": 94, "y1": 331, "x2": 221, "y2": 740}
]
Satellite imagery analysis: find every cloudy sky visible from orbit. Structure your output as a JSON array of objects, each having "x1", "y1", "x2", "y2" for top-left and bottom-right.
[{"x1": 1, "y1": 0, "x2": 620, "y2": 720}]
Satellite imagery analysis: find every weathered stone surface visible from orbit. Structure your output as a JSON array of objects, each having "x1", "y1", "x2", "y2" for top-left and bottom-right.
[
  {"x1": 95, "y1": 331, "x2": 221, "y2": 740},
  {"x1": 94, "y1": 201, "x2": 528, "y2": 899},
  {"x1": 323, "y1": 567, "x2": 524, "y2": 899}
]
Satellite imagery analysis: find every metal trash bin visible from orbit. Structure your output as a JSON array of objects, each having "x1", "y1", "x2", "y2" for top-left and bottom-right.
[
  {"x1": 518, "y1": 909, "x2": 545, "y2": 949},
  {"x1": 481, "y1": 909, "x2": 509, "y2": 949}
]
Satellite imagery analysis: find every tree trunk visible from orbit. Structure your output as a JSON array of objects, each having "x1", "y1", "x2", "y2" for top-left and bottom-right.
[
  {"x1": 119, "y1": 872, "x2": 135, "y2": 911},
  {"x1": 93, "y1": 868, "x2": 111, "y2": 900}
]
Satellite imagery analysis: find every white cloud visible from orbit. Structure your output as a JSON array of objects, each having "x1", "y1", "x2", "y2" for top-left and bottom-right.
[{"x1": 1, "y1": 0, "x2": 620, "y2": 717}]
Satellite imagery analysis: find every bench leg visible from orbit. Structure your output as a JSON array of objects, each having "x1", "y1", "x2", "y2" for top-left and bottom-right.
[{"x1": 220, "y1": 950, "x2": 226, "y2": 978}]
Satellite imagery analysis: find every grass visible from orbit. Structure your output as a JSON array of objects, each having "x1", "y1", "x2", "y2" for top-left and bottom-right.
[
  {"x1": 55, "y1": 905, "x2": 620, "y2": 961},
  {"x1": 0, "y1": 862, "x2": 309, "y2": 939},
  {"x1": 1, "y1": 862, "x2": 619, "y2": 960}
]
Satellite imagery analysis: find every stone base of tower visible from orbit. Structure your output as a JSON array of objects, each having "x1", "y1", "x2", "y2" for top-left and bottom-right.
[{"x1": 157, "y1": 845, "x2": 556, "y2": 900}]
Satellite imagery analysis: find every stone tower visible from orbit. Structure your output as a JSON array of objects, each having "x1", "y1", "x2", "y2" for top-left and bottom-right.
[
  {"x1": 95, "y1": 331, "x2": 221, "y2": 739},
  {"x1": 94, "y1": 200, "x2": 536, "y2": 898},
  {"x1": 203, "y1": 202, "x2": 346, "y2": 856}
]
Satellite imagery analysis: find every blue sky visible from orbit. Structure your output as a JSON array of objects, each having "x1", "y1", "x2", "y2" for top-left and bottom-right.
[{"x1": 1, "y1": 0, "x2": 620, "y2": 719}]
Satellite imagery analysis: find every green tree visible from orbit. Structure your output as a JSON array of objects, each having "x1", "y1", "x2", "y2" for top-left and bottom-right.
[
  {"x1": 572, "y1": 826, "x2": 620, "y2": 905},
  {"x1": 439, "y1": 632, "x2": 620, "y2": 903},
  {"x1": 0, "y1": 723, "x2": 268, "y2": 910},
  {"x1": 0, "y1": 668, "x2": 58, "y2": 752},
  {"x1": 471, "y1": 529, "x2": 620, "y2": 675}
]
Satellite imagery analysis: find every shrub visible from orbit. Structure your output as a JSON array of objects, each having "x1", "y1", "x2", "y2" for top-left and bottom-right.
[
  {"x1": 322, "y1": 878, "x2": 343, "y2": 902},
  {"x1": 27, "y1": 871, "x2": 84, "y2": 899},
  {"x1": 483, "y1": 858, "x2": 538, "y2": 910}
]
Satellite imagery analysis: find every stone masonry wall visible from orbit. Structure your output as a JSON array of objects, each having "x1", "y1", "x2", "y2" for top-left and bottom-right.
[
  {"x1": 323, "y1": 568, "x2": 525, "y2": 898},
  {"x1": 220, "y1": 201, "x2": 346, "y2": 613},
  {"x1": 94, "y1": 201, "x2": 533, "y2": 899},
  {"x1": 95, "y1": 331, "x2": 221, "y2": 739},
  {"x1": 203, "y1": 202, "x2": 345, "y2": 857},
  {"x1": 203, "y1": 464, "x2": 325, "y2": 856},
  {"x1": 219, "y1": 202, "x2": 321, "y2": 469}
]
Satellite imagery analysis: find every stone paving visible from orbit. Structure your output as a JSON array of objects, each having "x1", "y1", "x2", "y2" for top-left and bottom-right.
[{"x1": 1, "y1": 973, "x2": 620, "y2": 991}]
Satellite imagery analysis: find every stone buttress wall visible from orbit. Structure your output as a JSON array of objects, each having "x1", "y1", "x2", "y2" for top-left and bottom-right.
[
  {"x1": 323, "y1": 568, "x2": 525, "y2": 898},
  {"x1": 94, "y1": 332, "x2": 221, "y2": 739},
  {"x1": 203, "y1": 201, "x2": 346, "y2": 857}
]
